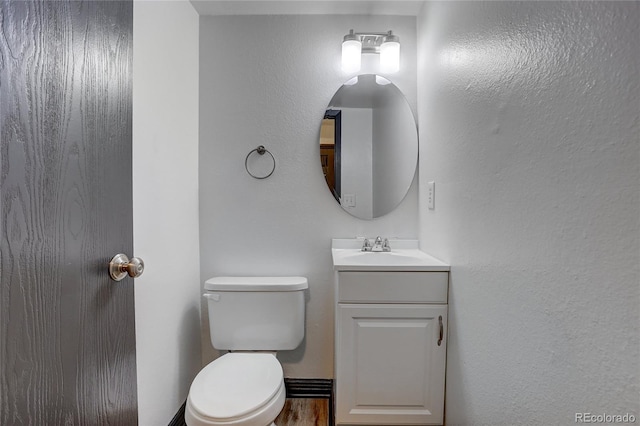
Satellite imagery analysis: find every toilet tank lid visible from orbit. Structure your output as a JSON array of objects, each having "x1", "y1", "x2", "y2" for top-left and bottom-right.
[{"x1": 205, "y1": 276, "x2": 308, "y2": 291}]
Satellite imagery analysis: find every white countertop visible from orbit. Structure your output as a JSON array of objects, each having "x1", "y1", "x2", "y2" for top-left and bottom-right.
[{"x1": 331, "y1": 239, "x2": 450, "y2": 272}]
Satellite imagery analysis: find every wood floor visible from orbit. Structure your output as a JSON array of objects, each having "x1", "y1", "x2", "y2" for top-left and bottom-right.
[{"x1": 275, "y1": 398, "x2": 330, "y2": 426}]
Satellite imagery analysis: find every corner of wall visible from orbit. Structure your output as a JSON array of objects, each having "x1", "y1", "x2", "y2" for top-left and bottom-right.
[{"x1": 133, "y1": 1, "x2": 201, "y2": 424}]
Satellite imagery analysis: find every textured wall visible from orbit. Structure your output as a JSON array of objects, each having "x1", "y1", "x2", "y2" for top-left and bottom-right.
[
  {"x1": 133, "y1": 1, "x2": 201, "y2": 424},
  {"x1": 417, "y1": 1, "x2": 639, "y2": 424},
  {"x1": 199, "y1": 14, "x2": 417, "y2": 378}
]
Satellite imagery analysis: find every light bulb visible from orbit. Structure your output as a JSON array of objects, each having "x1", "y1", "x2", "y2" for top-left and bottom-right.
[
  {"x1": 344, "y1": 76, "x2": 359, "y2": 86},
  {"x1": 375, "y1": 75, "x2": 391, "y2": 85},
  {"x1": 380, "y1": 34, "x2": 400, "y2": 74},
  {"x1": 342, "y1": 32, "x2": 362, "y2": 73}
]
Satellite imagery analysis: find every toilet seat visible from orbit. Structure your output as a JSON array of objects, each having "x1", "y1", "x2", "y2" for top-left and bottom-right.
[{"x1": 185, "y1": 353, "x2": 286, "y2": 426}]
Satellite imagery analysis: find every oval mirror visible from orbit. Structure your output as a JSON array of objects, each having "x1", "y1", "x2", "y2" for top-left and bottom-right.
[{"x1": 319, "y1": 74, "x2": 418, "y2": 219}]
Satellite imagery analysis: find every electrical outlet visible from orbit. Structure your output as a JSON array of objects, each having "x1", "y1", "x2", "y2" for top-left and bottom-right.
[
  {"x1": 427, "y1": 181, "x2": 435, "y2": 209},
  {"x1": 343, "y1": 194, "x2": 356, "y2": 207}
]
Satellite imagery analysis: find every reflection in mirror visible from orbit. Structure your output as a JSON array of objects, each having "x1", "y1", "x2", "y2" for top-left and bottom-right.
[
  {"x1": 319, "y1": 74, "x2": 418, "y2": 219},
  {"x1": 321, "y1": 110, "x2": 341, "y2": 202}
]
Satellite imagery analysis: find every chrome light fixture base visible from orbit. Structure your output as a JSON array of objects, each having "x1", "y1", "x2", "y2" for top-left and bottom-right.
[{"x1": 341, "y1": 29, "x2": 400, "y2": 73}]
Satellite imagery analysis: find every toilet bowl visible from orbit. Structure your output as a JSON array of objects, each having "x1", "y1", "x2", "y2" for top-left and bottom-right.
[
  {"x1": 185, "y1": 353, "x2": 286, "y2": 426},
  {"x1": 185, "y1": 276, "x2": 308, "y2": 426}
]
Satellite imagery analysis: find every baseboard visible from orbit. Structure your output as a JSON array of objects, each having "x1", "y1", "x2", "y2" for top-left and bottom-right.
[
  {"x1": 168, "y1": 378, "x2": 334, "y2": 426},
  {"x1": 284, "y1": 378, "x2": 333, "y2": 398}
]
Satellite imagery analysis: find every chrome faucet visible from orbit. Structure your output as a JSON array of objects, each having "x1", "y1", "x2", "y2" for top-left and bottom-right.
[
  {"x1": 372, "y1": 236, "x2": 384, "y2": 252},
  {"x1": 363, "y1": 236, "x2": 390, "y2": 252}
]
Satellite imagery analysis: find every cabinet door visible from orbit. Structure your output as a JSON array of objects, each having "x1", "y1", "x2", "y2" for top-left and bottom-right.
[{"x1": 336, "y1": 304, "x2": 447, "y2": 425}]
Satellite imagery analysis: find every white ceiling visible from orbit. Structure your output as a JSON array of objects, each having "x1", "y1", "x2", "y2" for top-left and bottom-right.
[{"x1": 189, "y1": 1, "x2": 426, "y2": 16}]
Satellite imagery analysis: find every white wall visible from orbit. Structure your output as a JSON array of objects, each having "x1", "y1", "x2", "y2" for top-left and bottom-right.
[
  {"x1": 341, "y1": 107, "x2": 373, "y2": 218},
  {"x1": 372, "y1": 93, "x2": 417, "y2": 217},
  {"x1": 199, "y1": 14, "x2": 418, "y2": 378},
  {"x1": 133, "y1": 1, "x2": 201, "y2": 424},
  {"x1": 417, "y1": 1, "x2": 639, "y2": 423}
]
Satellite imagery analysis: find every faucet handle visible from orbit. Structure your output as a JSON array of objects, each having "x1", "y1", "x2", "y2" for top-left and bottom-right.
[
  {"x1": 382, "y1": 238, "x2": 391, "y2": 252},
  {"x1": 361, "y1": 238, "x2": 372, "y2": 251}
]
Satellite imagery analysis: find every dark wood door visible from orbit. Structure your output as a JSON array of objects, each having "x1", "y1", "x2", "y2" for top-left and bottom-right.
[
  {"x1": 320, "y1": 144, "x2": 335, "y2": 192},
  {"x1": 0, "y1": 1, "x2": 137, "y2": 424}
]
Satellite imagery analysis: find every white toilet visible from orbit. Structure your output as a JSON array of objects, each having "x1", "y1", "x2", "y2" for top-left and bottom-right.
[{"x1": 185, "y1": 276, "x2": 308, "y2": 426}]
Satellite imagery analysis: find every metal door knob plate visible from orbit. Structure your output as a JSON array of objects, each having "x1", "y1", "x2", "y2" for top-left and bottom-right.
[{"x1": 109, "y1": 253, "x2": 144, "y2": 281}]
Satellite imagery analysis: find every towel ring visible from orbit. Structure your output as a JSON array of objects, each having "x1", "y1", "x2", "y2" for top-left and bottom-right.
[{"x1": 245, "y1": 145, "x2": 276, "y2": 179}]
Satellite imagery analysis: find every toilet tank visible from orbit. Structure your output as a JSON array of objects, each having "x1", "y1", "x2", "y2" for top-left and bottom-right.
[{"x1": 204, "y1": 276, "x2": 308, "y2": 351}]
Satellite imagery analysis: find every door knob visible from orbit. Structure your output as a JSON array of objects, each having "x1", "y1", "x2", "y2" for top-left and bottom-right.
[{"x1": 109, "y1": 253, "x2": 145, "y2": 281}]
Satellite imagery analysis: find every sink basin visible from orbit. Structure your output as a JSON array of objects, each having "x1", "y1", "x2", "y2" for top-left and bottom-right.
[
  {"x1": 332, "y1": 239, "x2": 449, "y2": 271},
  {"x1": 338, "y1": 251, "x2": 430, "y2": 265}
]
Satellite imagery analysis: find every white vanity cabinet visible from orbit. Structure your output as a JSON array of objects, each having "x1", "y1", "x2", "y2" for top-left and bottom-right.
[{"x1": 334, "y1": 268, "x2": 449, "y2": 426}]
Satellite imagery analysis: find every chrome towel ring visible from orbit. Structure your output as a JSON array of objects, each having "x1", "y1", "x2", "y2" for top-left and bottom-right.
[{"x1": 245, "y1": 145, "x2": 276, "y2": 179}]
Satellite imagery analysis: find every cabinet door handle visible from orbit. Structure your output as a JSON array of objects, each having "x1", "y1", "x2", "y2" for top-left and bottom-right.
[{"x1": 438, "y1": 315, "x2": 443, "y2": 346}]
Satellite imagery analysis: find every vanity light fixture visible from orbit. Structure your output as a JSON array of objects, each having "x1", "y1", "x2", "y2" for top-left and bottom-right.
[{"x1": 341, "y1": 29, "x2": 400, "y2": 74}]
